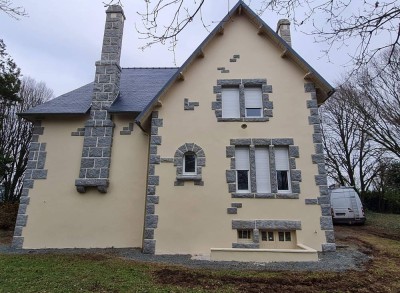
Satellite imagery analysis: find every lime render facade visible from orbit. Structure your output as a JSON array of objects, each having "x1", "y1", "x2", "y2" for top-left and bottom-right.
[{"x1": 13, "y1": 1, "x2": 335, "y2": 262}]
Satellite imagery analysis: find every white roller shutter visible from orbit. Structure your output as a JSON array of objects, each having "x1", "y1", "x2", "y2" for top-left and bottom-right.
[
  {"x1": 255, "y1": 147, "x2": 271, "y2": 193},
  {"x1": 275, "y1": 147, "x2": 289, "y2": 170},
  {"x1": 235, "y1": 147, "x2": 250, "y2": 169},
  {"x1": 222, "y1": 88, "x2": 240, "y2": 118},
  {"x1": 244, "y1": 88, "x2": 262, "y2": 108}
]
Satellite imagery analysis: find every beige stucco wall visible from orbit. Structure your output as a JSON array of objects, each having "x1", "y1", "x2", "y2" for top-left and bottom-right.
[
  {"x1": 22, "y1": 115, "x2": 148, "y2": 248},
  {"x1": 152, "y1": 14, "x2": 326, "y2": 255}
]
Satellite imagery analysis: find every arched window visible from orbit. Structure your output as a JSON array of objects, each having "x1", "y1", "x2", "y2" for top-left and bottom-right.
[{"x1": 174, "y1": 143, "x2": 205, "y2": 186}]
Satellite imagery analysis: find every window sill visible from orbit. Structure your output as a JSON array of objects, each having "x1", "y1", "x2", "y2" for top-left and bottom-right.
[
  {"x1": 231, "y1": 193, "x2": 299, "y2": 199},
  {"x1": 217, "y1": 117, "x2": 269, "y2": 122},
  {"x1": 176, "y1": 174, "x2": 202, "y2": 181}
]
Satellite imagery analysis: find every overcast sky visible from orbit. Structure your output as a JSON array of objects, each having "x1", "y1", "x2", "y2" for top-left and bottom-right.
[{"x1": 2, "y1": 0, "x2": 348, "y2": 97}]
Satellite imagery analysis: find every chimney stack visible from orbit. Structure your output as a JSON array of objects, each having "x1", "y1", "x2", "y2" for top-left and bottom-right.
[
  {"x1": 276, "y1": 19, "x2": 291, "y2": 47},
  {"x1": 75, "y1": 5, "x2": 125, "y2": 193}
]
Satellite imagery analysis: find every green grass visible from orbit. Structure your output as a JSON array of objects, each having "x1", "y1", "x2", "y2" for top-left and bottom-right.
[
  {"x1": 0, "y1": 254, "x2": 204, "y2": 293},
  {"x1": 365, "y1": 210, "x2": 400, "y2": 236}
]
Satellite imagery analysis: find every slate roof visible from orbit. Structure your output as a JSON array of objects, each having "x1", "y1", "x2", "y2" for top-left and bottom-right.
[{"x1": 21, "y1": 68, "x2": 178, "y2": 118}]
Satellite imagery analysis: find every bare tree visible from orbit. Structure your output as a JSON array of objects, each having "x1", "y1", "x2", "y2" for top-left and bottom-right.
[
  {"x1": 0, "y1": 77, "x2": 53, "y2": 202},
  {"x1": 0, "y1": 0, "x2": 27, "y2": 19},
  {"x1": 104, "y1": 0, "x2": 399, "y2": 69},
  {"x1": 260, "y1": 0, "x2": 400, "y2": 69},
  {"x1": 351, "y1": 48, "x2": 400, "y2": 159},
  {"x1": 320, "y1": 79, "x2": 382, "y2": 193}
]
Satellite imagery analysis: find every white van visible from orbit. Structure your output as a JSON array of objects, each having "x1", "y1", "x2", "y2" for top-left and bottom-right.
[{"x1": 330, "y1": 187, "x2": 366, "y2": 225}]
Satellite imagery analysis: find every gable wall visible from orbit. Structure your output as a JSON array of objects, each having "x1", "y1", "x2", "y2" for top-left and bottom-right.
[
  {"x1": 21, "y1": 115, "x2": 148, "y2": 248},
  {"x1": 150, "y1": 15, "x2": 327, "y2": 255}
]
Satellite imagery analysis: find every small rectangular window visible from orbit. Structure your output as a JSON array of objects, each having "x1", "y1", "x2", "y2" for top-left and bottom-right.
[
  {"x1": 261, "y1": 231, "x2": 274, "y2": 241},
  {"x1": 285, "y1": 231, "x2": 291, "y2": 241},
  {"x1": 278, "y1": 232, "x2": 285, "y2": 241},
  {"x1": 183, "y1": 153, "x2": 196, "y2": 174},
  {"x1": 238, "y1": 229, "x2": 252, "y2": 239}
]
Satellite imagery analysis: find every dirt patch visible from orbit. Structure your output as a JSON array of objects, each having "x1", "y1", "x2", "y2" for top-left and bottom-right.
[
  {"x1": 152, "y1": 226, "x2": 400, "y2": 292},
  {"x1": 153, "y1": 267, "x2": 387, "y2": 292},
  {"x1": 0, "y1": 230, "x2": 13, "y2": 245}
]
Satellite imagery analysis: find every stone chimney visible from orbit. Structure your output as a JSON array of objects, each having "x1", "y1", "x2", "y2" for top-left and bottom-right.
[
  {"x1": 75, "y1": 5, "x2": 125, "y2": 193},
  {"x1": 276, "y1": 19, "x2": 291, "y2": 46}
]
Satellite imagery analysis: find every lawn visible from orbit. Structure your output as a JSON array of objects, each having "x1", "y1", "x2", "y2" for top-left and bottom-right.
[{"x1": 0, "y1": 212, "x2": 399, "y2": 292}]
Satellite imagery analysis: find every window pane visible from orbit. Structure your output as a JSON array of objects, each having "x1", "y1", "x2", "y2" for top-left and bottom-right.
[
  {"x1": 268, "y1": 231, "x2": 274, "y2": 241},
  {"x1": 244, "y1": 88, "x2": 262, "y2": 108},
  {"x1": 222, "y1": 88, "x2": 240, "y2": 118},
  {"x1": 237, "y1": 170, "x2": 249, "y2": 190},
  {"x1": 285, "y1": 232, "x2": 291, "y2": 241},
  {"x1": 278, "y1": 232, "x2": 285, "y2": 241},
  {"x1": 261, "y1": 231, "x2": 267, "y2": 241},
  {"x1": 277, "y1": 170, "x2": 289, "y2": 190},
  {"x1": 184, "y1": 154, "x2": 196, "y2": 173},
  {"x1": 235, "y1": 148, "x2": 250, "y2": 169},
  {"x1": 238, "y1": 230, "x2": 251, "y2": 239},
  {"x1": 246, "y1": 108, "x2": 262, "y2": 117}
]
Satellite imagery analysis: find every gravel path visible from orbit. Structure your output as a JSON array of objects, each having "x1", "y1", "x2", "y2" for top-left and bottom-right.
[{"x1": 0, "y1": 244, "x2": 370, "y2": 272}]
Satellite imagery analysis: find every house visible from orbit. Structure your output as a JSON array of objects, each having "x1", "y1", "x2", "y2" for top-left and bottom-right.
[{"x1": 12, "y1": 1, "x2": 335, "y2": 262}]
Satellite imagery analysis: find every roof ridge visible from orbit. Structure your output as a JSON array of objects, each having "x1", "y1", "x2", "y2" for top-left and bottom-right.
[{"x1": 122, "y1": 67, "x2": 179, "y2": 69}]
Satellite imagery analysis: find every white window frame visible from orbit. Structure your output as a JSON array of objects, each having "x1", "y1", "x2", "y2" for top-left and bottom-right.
[
  {"x1": 237, "y1": 229, "x2": 253, "y2": 243},
  {"x1": 183, "y1": 152, "x2": 197, "y2": 176},
  {"x1": 235, "y1": 147, "x2": 250, "y2": 193},
  {"x1": 221, "y1": 88, "x2": 240, "y2": 118},
  {"x1": 275, "y1": 147, "x2": 291, "y2": 193},
  {"x1": 244, "y1": 87, "x2": 263, "y2": 118}
]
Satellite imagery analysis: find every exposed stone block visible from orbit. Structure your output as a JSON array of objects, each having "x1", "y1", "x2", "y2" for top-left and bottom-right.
[
  {"x1": 16, "y1": 214, "x2": 28, "y2": 227},
  {"x1": 31, "y1": 170, "x2": 47, "y2": 180},
  {"x1": 256, "y1": 220, "x2": 301, "y2": 230},
  {"x1": 147, "y1": 195, "x2": 159, "y2": 204},
  {"x1": 144, "y1": 229, "x2": 154, "y2": 240},
  {"x1": 231, "y1": 203, "x2": 242, "y2": 208},
  {"x1": 291, "y1": 170, "x2": 302, "y2": 182},
  {"x1": 252, "y1": 138, "x2": 271, "y2": 145},
  {"x1": 289, "y1": 146, "x2": 300, "y2": 158},
  {"x1": 11, "y1": 236, "x2": 24, "y2": 249},
  {"x1": 232, "y1": 220, "x2": 255, "y2": 229},
  {"x1": 226, "y1": 170, "x2": 236, "y2": 183},
  {"x1": 255, "y1": 193, "x2": 275, "y2": 199},
  {"x1": 305, "y1": 199, "x2": 318, "y2": 205},
  {"x1": 232, "y1": 193, "x2": 254, "y2": 198},
  {"x1": 232, "y1": 243, "x2": 259, "y2": 249},
  {"x1": 325, "y1": 230, "x2": 335, "y2": 243},
  {"x1": 230, "y1": 139, "x2": 251, "y2": 146},
  {"x1": 320, "y1": 216, "x2": 333, "y2": 230},
  {"x1": 145, "y1": 215, "x2": 158, "y2": 229},
  {"x1": 315, "y1": 175, "x2": 328, "y2": 186},
  {"x1": 276, "y1": 193, "x2": 299, "y2": 199},
  {"x1": 143, "y1": 240, "x2": 156, "y2": 254},
  {"x1": 322, "y1": 243, "x2": 336, "y2": 252},
  {"x1": 272, "y1": 138, "x2": 294, "y2": 145},
  {"x1": 227, "y1": 207, "x2": 237, "y2": 214}
]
